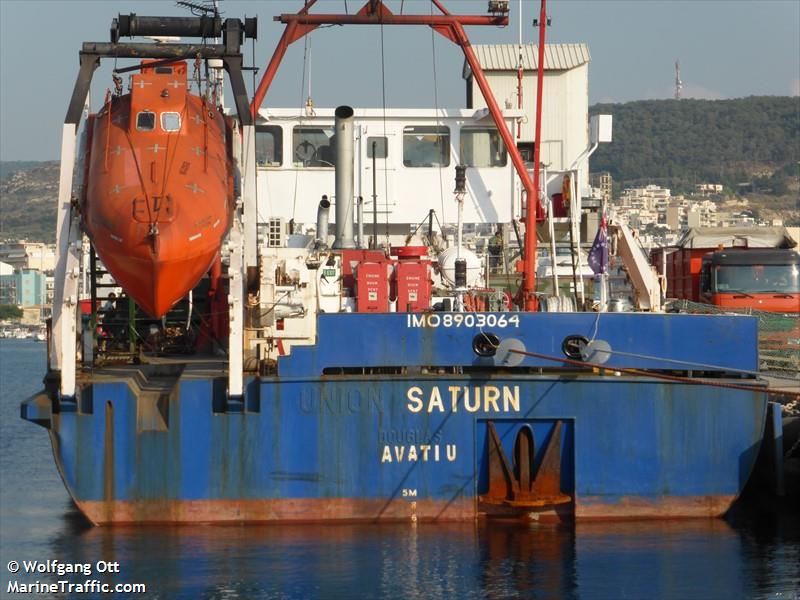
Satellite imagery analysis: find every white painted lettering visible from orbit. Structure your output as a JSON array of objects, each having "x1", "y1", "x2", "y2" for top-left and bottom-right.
[
  {"x1": 428, "y1": 387, "x2": 444, "y2": 413},
  {"x1": 446, "y1": 444, "x2": 457, "y2": 461},
  {"x1": 464, "y1": 387, "x2": 480, "y2": 412},
  {"x1": 405, "y1": 386, "x2": 522, "y2": 414},
  {"x1": 449, "y1": 386, "x2": 460, "y2": 412},
  {"x1": 484, "y1": 386, "x2": 500, "y2": 412},
  {"x1": 420, "y1": 444, "x2": 431, "y2": 461},
  {"x1": 407, "y1": 387, "x2": 423, "y2": 413},
  {"x1": 381, "y1": 445, "x2": 392, "y2": 463},
  {"x1": 394, "y1": 446, "x2": 405, "y2": 461},
  {"x1": 504, "y1": 386, "x2": 520, "y2": 412}
]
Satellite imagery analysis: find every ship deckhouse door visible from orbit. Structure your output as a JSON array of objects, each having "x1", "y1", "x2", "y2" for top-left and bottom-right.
[{"x1": 359, "y1": 131, "x2": 396, "y2": 218}]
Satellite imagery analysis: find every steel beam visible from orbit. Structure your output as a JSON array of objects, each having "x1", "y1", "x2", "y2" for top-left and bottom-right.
[
  {"x1": 81, "y1": 42, "x2": 229, "y2": 59},
  {"x1": 228, "y1": 124, "x2": 246, "y2": 398},
  {"x1": 276, "y1": 13, "x2": 507, "y2": 27},
  {"x1": 51, "y1": 123, "x2": 82, "y2": 398},
  {"x1": 112, "y1": 14, "x2": 223, "y2": 41},
  {"x1": 250, "y1": 0, "x2": 506, "y2": 115},
  {"x1": 239, "y1": 123, "x2": 258, "y2": 268},
  {"x1": 227, "y1": 218, "x2": 245, "y2": 398},
  {"x1": 522, "y1": 0, "x2": 548, "y2": 311}
]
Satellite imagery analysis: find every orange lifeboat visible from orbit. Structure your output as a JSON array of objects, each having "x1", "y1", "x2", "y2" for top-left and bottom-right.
[{"x1": 83, "y1": 60, "x2": 233, "y2": 317}]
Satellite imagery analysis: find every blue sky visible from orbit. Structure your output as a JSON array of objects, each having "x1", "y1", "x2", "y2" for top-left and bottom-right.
[{"x1": 1, "y1": 0, "x2": 798, "y2": 161}]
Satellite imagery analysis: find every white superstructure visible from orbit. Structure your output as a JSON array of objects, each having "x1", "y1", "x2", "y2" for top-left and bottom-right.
[
  {"x1": 254, "y1": 107, "x2": 522, "y2": 238},
  {"x1": 463, "y1": 43, "x2": 591, "y2": 199}
]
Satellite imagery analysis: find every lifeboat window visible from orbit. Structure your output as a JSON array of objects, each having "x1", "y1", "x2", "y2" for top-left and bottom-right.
[
  {"x1": 136, "y1": 111, "x2": 156, "y2": 131},
  {"x1": 460, "y1": 128, "x2": 507, "y2": 167},
  {"x1": 293, "y1": 126, "x2": 335, "y2": 168},
  {"x1": 403, "y1": 126, "x2": 450, "y2": 168},
  {"x1": 161, "y1": 112, "x2": 181, "y2": 132},
  {"x1": 155, "y1": 66, "x2": 173, "y2": 74},
  {"x1": 256, "y1": 125, "x2": 283, "y2": 167},
  {"x1": 367, "y1": 136, "x2": 387, "y2": 159}
]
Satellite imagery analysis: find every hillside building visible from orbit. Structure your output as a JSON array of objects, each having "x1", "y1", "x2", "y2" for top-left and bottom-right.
[
  {"x1": 0, "y1": 268, "x2": 47, "y2": 307},
  {"x1": 0, "y1": 241, "x2": 56, "y2": 272},
  {"x1": 694, "y1": 183, "x2": 723, "y2": 196},
  {"x1": 613, "y1": 185, "x2": 722, "y2": 245}
]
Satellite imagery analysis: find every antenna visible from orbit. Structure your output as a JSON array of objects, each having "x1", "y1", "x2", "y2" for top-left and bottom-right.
[
  {"x1": 175, "y1": 0, "x2": 219, "y2": 18},
  {"x1": 674, "y1": 60, "x2": 682, "y2": 100}
]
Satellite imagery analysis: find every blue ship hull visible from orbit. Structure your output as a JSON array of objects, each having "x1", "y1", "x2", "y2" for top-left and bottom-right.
[{"x1": 23, "y1": 313, "x2": 769, "y2": 523}]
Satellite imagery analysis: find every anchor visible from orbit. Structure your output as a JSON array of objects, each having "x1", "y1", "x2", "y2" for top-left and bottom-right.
[{"x1": 479, "y1": 421, "x2": 572, "y2": 508}]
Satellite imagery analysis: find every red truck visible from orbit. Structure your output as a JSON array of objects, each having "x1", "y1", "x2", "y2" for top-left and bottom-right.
[{"x1": 651, "y1": 227, "x2": 800, "y2": 314}]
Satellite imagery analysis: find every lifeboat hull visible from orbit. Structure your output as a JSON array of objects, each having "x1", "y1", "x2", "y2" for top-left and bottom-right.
[{"x1": 82, "y1": 61, "x2": 233, "y2": 317}]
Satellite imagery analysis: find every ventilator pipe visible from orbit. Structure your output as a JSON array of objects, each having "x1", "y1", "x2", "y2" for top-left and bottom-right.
[
  {"x1": 333, "y1": 105, "x2": 355, "y2": 249},
  {"x1": 316, "y1": 196, "x2": 330, "y2": 249}
]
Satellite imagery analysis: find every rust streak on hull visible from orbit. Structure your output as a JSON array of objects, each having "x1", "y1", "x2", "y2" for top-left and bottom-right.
[
  {"x1": 576, "y1": 495, "x2": 737, "y2": 520},
  {"x1": 77, "y1": 494, "x2": 738, "y2": 525}
]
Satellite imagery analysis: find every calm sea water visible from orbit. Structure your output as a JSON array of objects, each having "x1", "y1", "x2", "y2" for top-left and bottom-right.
[{"x1": 1, "y1": 338, "x2": 798, "y2": 600}]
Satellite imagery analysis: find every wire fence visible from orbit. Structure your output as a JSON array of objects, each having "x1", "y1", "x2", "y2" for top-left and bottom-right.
[{"x1": 667, "y1": 299, "x2": 800, "y2": 374}]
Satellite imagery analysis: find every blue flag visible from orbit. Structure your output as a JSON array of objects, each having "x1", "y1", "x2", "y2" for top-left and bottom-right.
[{"x1": 588, "y1": 216, "x2": 608, "y2": 275}]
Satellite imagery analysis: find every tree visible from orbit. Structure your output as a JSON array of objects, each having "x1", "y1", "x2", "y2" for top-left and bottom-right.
[
  {"x1": 0, "y1": 304, "x2": 23, "y2": 320},
  {"x1": 589, "y1": 96, "x2": 799, "y2": 196}
]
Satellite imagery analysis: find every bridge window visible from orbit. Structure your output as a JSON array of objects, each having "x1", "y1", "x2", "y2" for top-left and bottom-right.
[
  {"x1": 293, "y1": 126, "x2": 335, "y2": 168},
  {"x1": 136, "y1": 111, "x2": 156, "y2": 131},
  {"x1": 403, "y1": 126, "x2": 449, "y2": 168},
  {"x1": 161, "y1": 112, "x2": 181, "y2": 132},
  {"x1": 367, "y1": 136, "x2": 388, "y2": 159},
  {"x1": 460, "y1": 127, "x2": 506, "y2": 167},
  {"x1": 256, "y1": 125, "x2": 283, "y2": 167}
]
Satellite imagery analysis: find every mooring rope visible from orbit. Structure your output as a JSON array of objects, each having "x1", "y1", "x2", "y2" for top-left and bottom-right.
[{"x1": 506, "y1": 347, "x2": 800, "y2": 401}]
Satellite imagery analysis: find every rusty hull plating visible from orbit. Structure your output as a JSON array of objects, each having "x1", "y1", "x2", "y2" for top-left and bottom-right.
[{"x1": 24, "y1": 313, "x2": 769, "y2": 525}]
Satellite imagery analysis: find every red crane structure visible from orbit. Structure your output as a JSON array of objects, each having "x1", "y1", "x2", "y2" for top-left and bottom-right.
[{"x1": 250, "y1": 0, "x2": 549, "y2": 311}]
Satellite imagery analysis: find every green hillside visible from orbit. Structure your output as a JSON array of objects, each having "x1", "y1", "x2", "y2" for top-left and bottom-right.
[
  {"x1": 0, "y1": 161, "x2": 43, "y2": 181},
  {"x1": 589, "y1": 96, "x2": 800, "y2": 195},
  {"x1": 0, "y1": 161, "x2": 59, "y2": 242}
]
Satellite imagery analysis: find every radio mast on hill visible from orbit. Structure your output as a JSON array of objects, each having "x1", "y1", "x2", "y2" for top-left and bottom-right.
[{"x1": 674, "y1": 60, "x2": 683, "y2": 100}]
